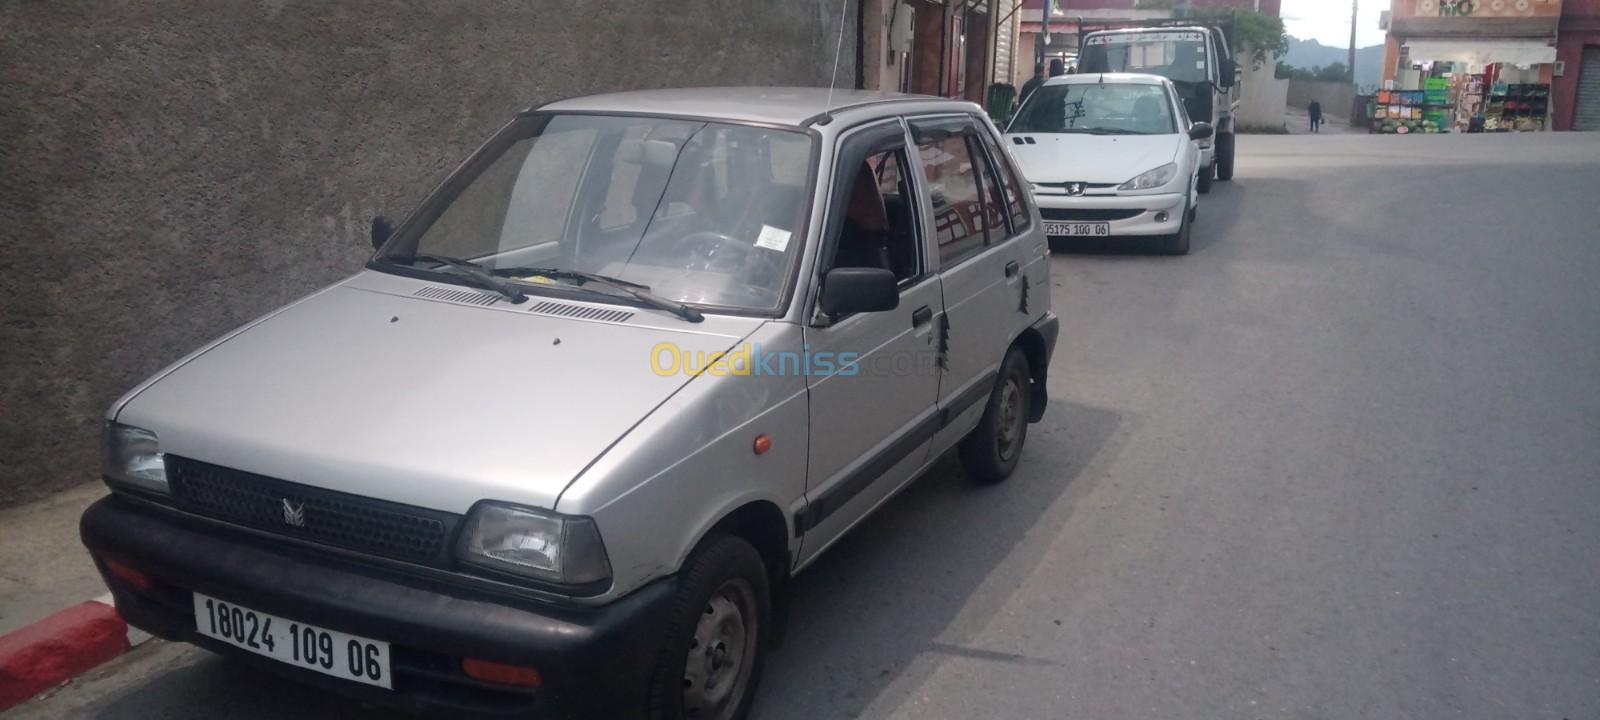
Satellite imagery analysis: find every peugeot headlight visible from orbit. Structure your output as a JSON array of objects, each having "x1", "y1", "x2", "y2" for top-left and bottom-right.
[
  {"x1": 457, "y1": 503, "x2": 612, "y2": 587},
  {"x1": 1118, "y1": 162, "x2": 1179, "y2": 191},
  {"x1": 102, "y1": 422, "x2": 169, "y2": 494}
]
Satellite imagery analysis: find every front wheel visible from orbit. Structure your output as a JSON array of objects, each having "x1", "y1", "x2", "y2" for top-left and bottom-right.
[
  {"x1": 1196, "y1": 164, "x2": 1213, "y2": 194},
  {"x1": 959, "y1": 347, "x2": 1032, "y2": 483},
  {"x1": 1165, "y1": 192, "x2": 1192, "y2": 255},
  {"x1": 1215, "y1": 131, "x2": 1236, "y2": 181},
  {"x1": 647, "y1": 535, "x2": 771, "y2": 720}
]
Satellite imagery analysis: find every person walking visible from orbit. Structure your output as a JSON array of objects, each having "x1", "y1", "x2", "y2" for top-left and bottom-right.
[
  {"x1": 1308, "y1": 100, "x2": 1324, "y2": 133},
  {"x1": 1019, "y1": 63, "x2": 1046, "y2": 109}
]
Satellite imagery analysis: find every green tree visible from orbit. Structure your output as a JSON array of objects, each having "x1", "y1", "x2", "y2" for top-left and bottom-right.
[
  {"x1": 1276, "y1": 61, "x2": 1313, "y2": 81},
  {"x1": 1186, "y1": 8, "x2": 1289, "y2": 69},
  {"x1": 1314, "y1": 62, "x2": 1349, "y2": 82}
]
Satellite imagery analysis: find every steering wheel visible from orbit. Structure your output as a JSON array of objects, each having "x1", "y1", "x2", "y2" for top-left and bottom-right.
[{"x1": 676, "y1": 231, "x2": 755, "y2": 273}]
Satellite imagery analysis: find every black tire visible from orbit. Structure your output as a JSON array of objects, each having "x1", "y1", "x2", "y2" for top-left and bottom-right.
[
  {"x1": 1196, "y1": 164, "x2": 1213, "y2": 194},
  {"x1": 1166, "y1": 194, "x2": 1192, "y2": 255},
  {"x1": 959, "y1": 347, "x2": 1032, "y2": 483},
  {"x1": 647, "y1": 535, "x2": 771, "y2": 720},
  {"x1": 1215, "y1": 131, "x2": 1236, "y2": 181}
]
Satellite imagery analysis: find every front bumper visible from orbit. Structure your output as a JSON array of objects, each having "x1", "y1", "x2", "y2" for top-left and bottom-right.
[
  {"x1": 80, "y1": 496, "x2": 675, "y2": 718},
  {"x1": 1034, "y1": 191, "x2": 1187, "y2": 237}
]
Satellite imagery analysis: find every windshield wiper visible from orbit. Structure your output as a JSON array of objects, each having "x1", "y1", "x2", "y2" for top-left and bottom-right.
[
  {"x1": 496, "y1": 266, "x2": 704, "y2": 323},
  {"x1": 401, "y1": 254, "x2": 528, "y2": 304}
]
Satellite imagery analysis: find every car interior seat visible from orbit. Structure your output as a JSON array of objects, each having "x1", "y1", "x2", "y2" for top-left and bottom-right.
[{"x1": 832, "y1": 162, "x2": 892, "y2": 271}]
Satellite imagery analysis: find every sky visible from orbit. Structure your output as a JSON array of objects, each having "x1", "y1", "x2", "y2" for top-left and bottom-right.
[{"x1": 1280, "y1": 0, "x2": 1388, "y2": 49}]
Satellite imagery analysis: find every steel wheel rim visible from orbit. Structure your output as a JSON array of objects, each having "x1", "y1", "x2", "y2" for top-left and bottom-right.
[
  {"x1": 682, "y1": 578, "x2": 756, "y2": 719},
  {"x1": 996, "y1": 376, "x2": 1024, "y2": 461}
]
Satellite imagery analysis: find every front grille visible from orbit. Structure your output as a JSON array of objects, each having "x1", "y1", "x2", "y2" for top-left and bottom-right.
[
  {"x1": 166, "y1": 456, "x2": 461, "y2": 567},
  {"x1": 1036, "y1": 181, "x2": 1118, "y2": 190},
  {"x1": 1041, "y1": 208, "x2": 1144, "y2": 222}
]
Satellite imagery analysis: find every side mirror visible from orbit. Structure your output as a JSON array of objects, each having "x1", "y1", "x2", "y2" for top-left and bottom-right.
[
  {"x1": 820, "y1": 267, "x2": 898, "y2": 317},
  {"x1": 1188, "y1": 122, "x2": 1215, "y2": 140},
  {"x1": 371, "y1": 215, "x2": 395, "y2": 250},
  {"x1": 1218, "y1": 59, "x2": 1238, "y2": 88}
]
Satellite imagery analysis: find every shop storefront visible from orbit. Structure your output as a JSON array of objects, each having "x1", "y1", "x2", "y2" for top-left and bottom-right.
[{"x1": 1378, "y1": 0, "x2": 1562, "y2": 133}]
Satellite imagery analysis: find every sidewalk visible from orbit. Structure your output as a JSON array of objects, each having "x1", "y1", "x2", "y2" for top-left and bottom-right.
[
  {"x1": 0, "y1": 481, "x2": 151, "y2": 711},
  {"x1": 1284, "y1": 106, "x2": 1362, "y2": 135},
  {"x1": 0, "y1": 482, "x2": 108, "y2": 637}
]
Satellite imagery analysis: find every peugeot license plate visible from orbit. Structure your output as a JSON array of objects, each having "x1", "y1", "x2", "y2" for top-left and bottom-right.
[
  {"x1": 1043, "y1": 221, "x2": 1110, "y2": 237},
  {"x1": 194, "y1": 592, "x2": 392, "y2": 689}
]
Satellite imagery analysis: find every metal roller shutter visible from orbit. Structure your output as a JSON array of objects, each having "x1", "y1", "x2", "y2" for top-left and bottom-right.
[{"x1": 1576, "y1": 46, "x2": 1600, "y2": 131}]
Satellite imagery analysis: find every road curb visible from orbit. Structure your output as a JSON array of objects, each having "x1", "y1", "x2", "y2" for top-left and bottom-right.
[{"x1": 0, "y1": 593, "x2": 150, "y2": 712}]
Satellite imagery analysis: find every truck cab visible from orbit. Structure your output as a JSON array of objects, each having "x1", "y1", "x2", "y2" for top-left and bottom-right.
[{"x1": 1078, "y1": 25, "x2": 1240, "y2": 192}]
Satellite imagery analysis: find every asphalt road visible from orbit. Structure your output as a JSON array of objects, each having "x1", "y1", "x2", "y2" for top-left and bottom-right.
[{"x1": 12, "y1": 132, "x2": 1600, "y2": 720}]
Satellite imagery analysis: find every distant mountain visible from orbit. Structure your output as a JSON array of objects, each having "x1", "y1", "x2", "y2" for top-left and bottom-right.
[{"x1": 1282, "y1": 36, "x2": 1384, "y2": 90}]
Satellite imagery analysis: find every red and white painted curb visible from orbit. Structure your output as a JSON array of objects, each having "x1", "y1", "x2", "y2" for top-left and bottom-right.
[{"x1": 0, "y1": 593, "x2": 151, "y2": 712}]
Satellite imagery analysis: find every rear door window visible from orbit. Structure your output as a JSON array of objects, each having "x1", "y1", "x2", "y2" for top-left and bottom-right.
[
  {"x1": 910, "y1": 119, "x2": 991, "y2": 267},
  {"x1": 972, "y1": 121, "x2": 1031, "y2": 234}
]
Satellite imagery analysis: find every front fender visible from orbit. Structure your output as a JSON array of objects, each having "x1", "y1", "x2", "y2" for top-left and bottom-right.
[{"x1": 555, "y1": 322, "x2": 810, "y2": 601}]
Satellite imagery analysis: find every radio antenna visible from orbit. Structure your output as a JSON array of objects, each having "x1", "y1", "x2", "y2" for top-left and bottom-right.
[{"x1": 824, "y1": 0, "x2": 850, "y2": 113}]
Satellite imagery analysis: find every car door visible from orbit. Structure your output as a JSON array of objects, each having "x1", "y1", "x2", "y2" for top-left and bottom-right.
[
  {"x1": 796, "y1": 119, "x2": 942, "y2": 565},
  {"x1": 907, "y1": 114, "x2": 1028, "y2": 455}
]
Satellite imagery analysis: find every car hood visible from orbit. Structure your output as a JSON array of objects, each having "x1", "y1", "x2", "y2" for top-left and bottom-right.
[
  {"x1": 1003, "y1": 133, "x2": 1181, "y2": 185},
  {"x1": 116, "y1": 277, "x2": 758, "y2": 514}
]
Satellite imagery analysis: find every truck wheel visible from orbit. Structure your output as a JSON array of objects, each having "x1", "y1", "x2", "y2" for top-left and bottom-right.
[
  {"x1": 648, "y1": 535, "x2": 770, "y2": 720},
  {"x1": 1197, "y1": 165, "x2": 1213, "y2": 194},
  {"x1": 1216, "y1": 132, "x2": 1236, "y2": 181},
  {"x1": 959, "y1": 347, "x2": 1032, "y2": 483}
]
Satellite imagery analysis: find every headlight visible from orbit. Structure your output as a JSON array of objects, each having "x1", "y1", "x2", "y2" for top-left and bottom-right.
[
  {"x1": 102, "y1": 422, "x2": 168, "y2": 494},
  {"x1": 457, "y1": 503, "x2": 612, "y2": 587},
  {"x1": 1119, "y1": 163, "x2": 1179, "y2": 191}
]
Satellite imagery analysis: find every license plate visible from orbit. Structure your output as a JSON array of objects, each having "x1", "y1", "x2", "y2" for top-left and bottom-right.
[
  {"x1": 193, "y1": 592, "x2": 392, "y2": 689},
  {"x1": 1043, "y1": 221, "x2": 1110, "y2": 237}
]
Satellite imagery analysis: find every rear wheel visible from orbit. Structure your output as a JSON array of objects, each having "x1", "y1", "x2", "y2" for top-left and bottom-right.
[
  {"x1": 647, "y1": 535, "x2": 770, "y2": 720},
  {"x1": 1215, "y1": 131, "x2": 1236, "y2": 181},
  {"x1": 959, "y1": 347, "x2": 1032, "y2": 483}
]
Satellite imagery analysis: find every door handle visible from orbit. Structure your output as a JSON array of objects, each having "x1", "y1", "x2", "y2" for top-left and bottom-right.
[
  {"x1": 911, "y1": 305, "x2": 933, "y2": 327},
  {"x1": 1005, "y1": 260, "x2": 1020, "y2": 278}
]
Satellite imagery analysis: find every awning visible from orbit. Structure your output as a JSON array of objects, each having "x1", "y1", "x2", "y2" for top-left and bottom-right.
[{"x1": 1403, "y1": 40, "x2": 1556, "y2": 70}]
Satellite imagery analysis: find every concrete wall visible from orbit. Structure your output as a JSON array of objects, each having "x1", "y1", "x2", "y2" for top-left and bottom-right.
[
  {"x1": 1288, "y1": 79, "x2": 1359, "y2": 123},
  {"x1": 1236, "y1": 54, "x2": 1290, "y2": 129},
  {"x1": 0, "y1": 0, "x2": 856, "y2": 507}
]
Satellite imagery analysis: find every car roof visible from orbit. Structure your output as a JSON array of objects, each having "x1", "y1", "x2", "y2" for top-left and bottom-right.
[
  {"x1": 537, "y1": 87, "x2": 956, "y2": 128},
  {"x1": 1042, "y1": 73, "x2": 1172, "y2": 87}
]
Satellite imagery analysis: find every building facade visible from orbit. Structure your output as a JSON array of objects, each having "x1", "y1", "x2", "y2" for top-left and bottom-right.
[
  {"x1": 1378, "y1": 0, "x2": 1600, "y2": 130},
  {"x1": 861, "y1": 0, "x2": 1025, "y2": 107},
  {"x1": 1554, "y1": 0, "x2": 1600, "y2": 129}
]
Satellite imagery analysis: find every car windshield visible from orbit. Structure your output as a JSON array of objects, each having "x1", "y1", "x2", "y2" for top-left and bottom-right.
[
  {"x1": 375, "y1": 114, "x2": 814, "y2": 313},
  {"x1": 1079, "y1": 31, "x2": 1210, "y2": 84},
  {"x1": 1010, "y1": 82, "x2": 1177, "y2": 135}
]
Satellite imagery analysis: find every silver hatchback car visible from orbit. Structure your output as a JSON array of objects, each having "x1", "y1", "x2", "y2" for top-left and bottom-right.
[{"x1": 83, "y1": 87, "x2": 1058, "y2": 719}]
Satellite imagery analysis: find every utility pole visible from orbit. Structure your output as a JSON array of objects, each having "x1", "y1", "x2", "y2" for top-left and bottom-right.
[{"x1": 1348, "y1": 0, "x2": 1359, "y2": 84}]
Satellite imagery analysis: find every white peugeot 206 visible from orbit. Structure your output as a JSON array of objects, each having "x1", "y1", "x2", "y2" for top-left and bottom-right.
[{"x1": 1005, "y1": 73, "x2": 1213, "y2": 254}]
